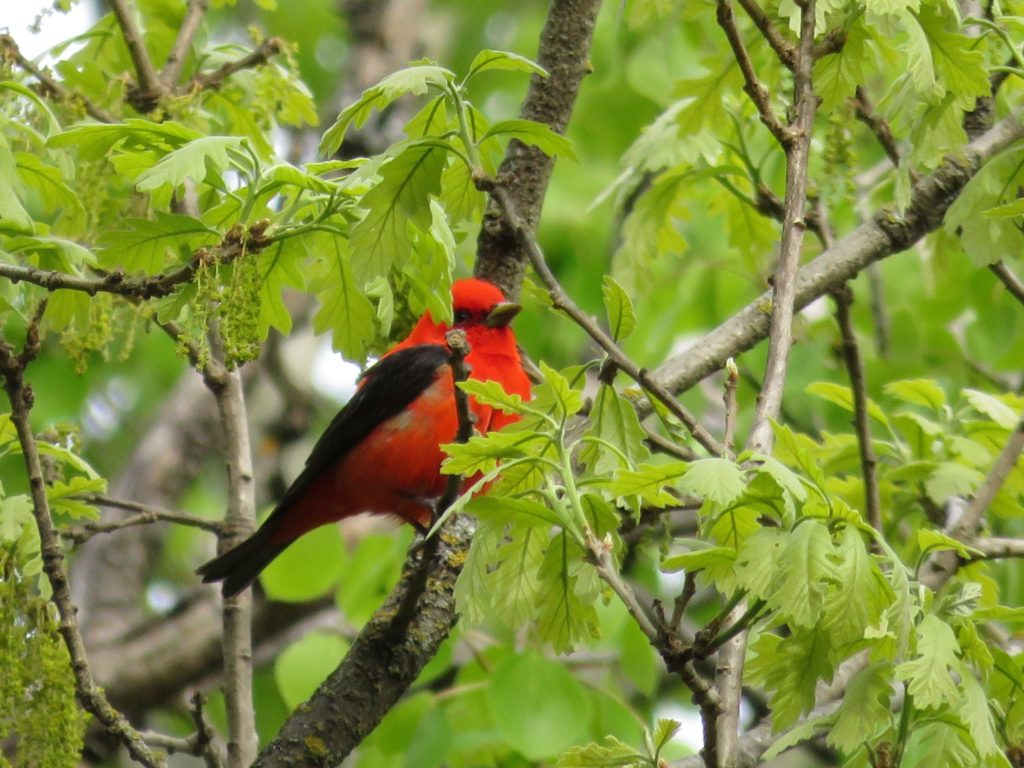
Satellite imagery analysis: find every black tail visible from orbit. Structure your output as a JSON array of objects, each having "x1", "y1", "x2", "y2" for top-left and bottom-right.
[{"x1": 196, "y1": 526, "x2": 289, "y2": 598}]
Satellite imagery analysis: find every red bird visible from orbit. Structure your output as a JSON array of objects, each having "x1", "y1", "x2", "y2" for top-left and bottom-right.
[{"x1": 197, "y1": 278, "x2": 530, "y2": 597}]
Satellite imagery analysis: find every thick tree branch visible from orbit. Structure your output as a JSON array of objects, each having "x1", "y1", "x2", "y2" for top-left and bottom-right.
[
  {"x1": 475, "y1": 0, "x2": 601, "y2": 295},
  {"x1": 974, "y1": 537, "x2": 1024, "y2": 559},
  {"x1": 735, "y1": 0, "x2": 796, "y2": 69},
  {"x1": 107, "y1": 0, "x2": 166, "y2": 111},
  {"x1": 651, "y1": 111, "x2": 1024, "y2": 401},
  {"x1": 0, "y1": 310, "x2": 164, "y2": 768}
]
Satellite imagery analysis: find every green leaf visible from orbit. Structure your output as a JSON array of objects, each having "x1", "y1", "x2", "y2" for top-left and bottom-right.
[
  {"x1": 917, "y1": 528, "x2": 983, "y2": 560},
  {"x1": 487, "y1": 652, "x2": 593, "y2": 760},
  {"x1": 14, "y1": 153, "x2": 87, "y2": 233},
  {"x1": 813, "y1": 21, "x2": 869, "y2": 111},
  {"x1": 895, "y1": 614, "x2": 962, "y2": 709},
  {"x1": 0, "y1": 81, "x2": 61, "y2": 137},
  {"x1": 805, "y1": 381, "x2": 890, "y2": 427},
  {"x1": 826, "y1": 663, "x2": 893, "y2": 752},
  {"x1": 348, "y1": 140, "x2": 448, "y2": 283},
  {"x1": 605, "y1": 461, "x2": 688, "y2": 508},
  {"x1": 661, "y1": 544, "x2": 737, "y2": 575},
  {"x1": 601, "y1": 275, "x2": 637, "y2": 342},
  {"x1": 455, "y1": 518, "x2": 502, "y2": 626},
  {"x1": 924, "y1": 462, "x2": 985, "y2": 504},
  {"x1": 318, "y1": 64, "x2": 454, "y2": 156},
  {"x1": 535, "y1": 532, "x2": 599, "y2": 652},
  {"x1": 749, "y1": 454, "x2": 808, "y2": 504},
  {"x1": 959, "y1": 673, "x2": 1006, "y2": 761},
  {"x1": 442, "y1": 429, "x2": 544, "y2": 476},
  {"x1": 458, "y1": 379, "x2": 528, "y2": 415},
  {"x1": 556, "y1": 737, "x2": 645, "y2": 768},
  {"x1": 489, "y1": 524, "x2": 548, "y2": 627},
  {"x1": 746, "y1": 626, "x2": 834, "y2": 729},
  {"x1": 465, "y1": 49, "x2": 547, "y2": 81},
  {"x1": 259, "y1": 163, "x2": 339, "y2": 196},
  {"x1": 677, "y1": 458, "x2": 746, "y2": 507},
  {"x1": 822, "y1": 526, "x2": 892, "y2": 649},
  {"x1": 261, "y1": 522, "x2": 346, "y2": 602},
  {"x1": 767, "y1": 520, "x2": 835, "y2": 628},
  {"x1": 47, "y1": 477, "x2": 104, "y2": 520},
  {"x1": 734, "y1": 527, "x2": 787, "y2": 600},
  {"x1": 273, "y1": 631, "x2": 348, "y2": 709},
  {"x1": 308, "y1": 234, "x2": 376, "y2": 359},
  {"x1": 884, "y1": 379, "x2": 947, "y2": 412},
  {"x1": 464, "y1": 496, "x2": 564, "y2": 528},
  {"x1": 962, "y1": 389, "x2": 1019, "y2": 429},
  {"x1": 135, "y1": 136, "x2": 245, "y2": 191},
  {"x1": 579, "y1": 384, "x2": 650, "y2": 476},
  {"x1": 771, "y1": 421, "x2": 827, "y2": 495},
  {"x1": 0, "y1": 136, "x2": 33, "y2": 233},
  {"x1": 0, "y1": 494, "x2": 34, "y2": 542},
  {"x1": 535, "y1": 362, "x2": 584, "y2": 419},
  {"x1": 97, "y1": 212, "x2": 218, "y2": 274},
  {"x1": 481, "y1": 119, "x2": 578, "y2": 161},
  {"x1": 255, "y1": 237, "x2": 307, "y2": 337}
]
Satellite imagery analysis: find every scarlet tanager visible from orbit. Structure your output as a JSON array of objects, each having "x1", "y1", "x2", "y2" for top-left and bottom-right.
[{"x1": 197, "y1": 278, "x2": 531, "y2": 597}]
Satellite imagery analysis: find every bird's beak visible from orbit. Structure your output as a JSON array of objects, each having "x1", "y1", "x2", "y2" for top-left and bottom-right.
[{"x1": 485, "y1": 302, "x2": 522, "y2": 328}]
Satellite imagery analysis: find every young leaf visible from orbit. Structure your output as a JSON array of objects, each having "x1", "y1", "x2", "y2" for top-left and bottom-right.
[
  {"x1": 465, "y1": 49, "x2": 548, "y2": 81},
  {"x1": 489, "y1": 524, "x2": 547, "y2": 627},
  {"x1": 805, "y1": 381, "x2": 889, "y2": 427},
  {"x1": 481, "y1": 119, "x2": 578, "y2": 161},
  {"x1": 318, "y1": 64, "x2": 454, "y2": 156},
  {"x1": 464, "y1": 496, "x2": 564, "y2": 528},
  {"x1": 746, "y1": 626, "x2": 834, "y2": 729},
  {"x1": 535, "y1": 532, "x2": 600, "y2": 653},
  {"x1": 822, "y1": 525, "x2": 892, "y2": 650},
  {"x1": 556, "y1": 737, "x2": 645, "y2": 768},
  {"x1": 348, "y1": 140, "x2": 448, "y2": 283},
  {"x1": 826, "y1": 663, "x2": 894, "y2": 753},
  {"x1": 134, "y1": 136, "x2": 245, "y2": 192},
  {"x1": 579, "y1": 384, "x2": 650, "y2": 476},
  {"x1": 767, "y1": 520, "x2": 835, "y2": 628},
  {"x1": 677, "y1": 457, "x2": 746, "y2": 507},
  {"x1": 962, "y1": 389, "x2": 1019, "y2": 429},
  {"x1": 604, "y1": 461, "x2": 688, "y2": 508},
  {"x1": 884, "y1": 379, "x2": 947, "y2": 412},
  {"x1": 97, "y1": 212, "x2": 218, "y2": 274},
  {"x1": 308, "y1": 235, "x2": 376, "y2": 359},
  {"x1": 601, "y1": 275, "x2": 637, "y2": 342},
  {"x1": 895, "y1": 614, "x2": 962, "y2": 709},
  {"x1": 458, "y1": 379, "x2": 528, "y2": 415},
  {"x1": 917, "y1": 528, "x2": 984, "y2": 560},
  {"x1": 924, "y1": 462, "x2": 985, "y2": 505}
]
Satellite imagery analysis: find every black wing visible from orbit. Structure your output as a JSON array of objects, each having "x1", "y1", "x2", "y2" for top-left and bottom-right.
[{"x1": 272, "y1": 343, "x2": 451, "y2": 515}]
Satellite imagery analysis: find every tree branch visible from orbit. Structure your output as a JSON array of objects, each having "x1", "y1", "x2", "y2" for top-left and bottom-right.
[
  {"x1": 187, "y1": 38, "x2": 284, "y2": 92},
  {"x1": 63, "y1": 494, "x2": 222, "y2": 545},
  {"x1": 162, "y1": 0, "x2": 210, "y2": 87},
  {"x1": 474, "y1": 0, "x2": 602, "y2": 294},
  {"x1": 650, "y1": 111, "x2": 1024, "y2": 401},
  {"x1": 974, "y1": 537, "x2": 1024, "y2": 559},
  {"x1": 0, "y1": 308, "x2": 164, "y2": 768},
  {"x1": 204, "y1": 326, "x2": 258, "y2": 768},
  {"x1": 716, "y1": 0, "x2": 791, "y2": 148},
  {"x1": 853, "y1": 86, "x2": 902, "y2": 170},
  {"x1": 832, "y1": 286, "x2": 882, "y2": 532},
  {"x1": 990, "y1": 261, "x2": 1024, "y2": 306},
  {"x1": 106, "y1": 0, "x2": 166, "y2": 111},
  {"x1": 735, "y1": 0, "x2": 796, "y2": 70}
]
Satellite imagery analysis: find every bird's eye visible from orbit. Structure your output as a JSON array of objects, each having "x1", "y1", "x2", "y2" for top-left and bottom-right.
[{"x1": 453, "y1": 309, "x2": 471, "y2": 324}]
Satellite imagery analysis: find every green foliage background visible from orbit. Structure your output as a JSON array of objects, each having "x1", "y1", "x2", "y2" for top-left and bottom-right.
[{"x1": 0, "y1": 0, "x2": 1023, "y2": 765}]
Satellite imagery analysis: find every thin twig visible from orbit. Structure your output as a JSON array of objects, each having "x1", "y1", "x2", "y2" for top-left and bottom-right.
[
  {"x1": 0, "y1": 260, "x2": 200, "y2": 299},
  {"x1": 162, "y1": 0, "x2": 210, "y2": 87},
  {"x1": 735, "y1": 0, "x2": 796, "y2": 69},
  {"x1": 644, "y1": 426, "x2": 698, "y2": 461},
  {"x1": 716, "y1": 0, "x2": 791, "y2": 148},
  {"x1": 0, "y1": 35, "x2": 116, "y2": 123},
  {"x1": 63, "y1": 494, "x2": 222, "y2": 544},
  {"x1": 0, "y1": 307, "x2": 165, "y2": 768},
  {"x1": 189, "y1": 691, "x2": 226, "y2": 768},
  {"x1": 990, "y1": 261, "x2": 1024, "y2": 306},
  {"x1": 107, "y1": 0, "x2": 166, "y2": 110},
  {"x1": 832, "y1": 286, "x2": 882, "y2": 533},
  {"x1": 866, "y1": 263, "x2": 890, "y2": 358},
  {"x1": 723, "y1": 359, "x2": 739, "y2": 457},
  {"x1": 433, "y1": 329, "x2": 475, "y2": 523},
  {"x1": 478, "y1": 178, "x2": 725, "y2": 458},
  {"x1": 853, "y1": 86, "x2": 903, "y2": 170},
  {"x1": 187, "y1": 38, "x2": 284, "y2": 92}
]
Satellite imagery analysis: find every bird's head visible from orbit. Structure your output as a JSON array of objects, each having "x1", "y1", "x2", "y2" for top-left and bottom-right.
[{"x1": 405, "y1": 278, "x2": 522, "y2": 356}]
